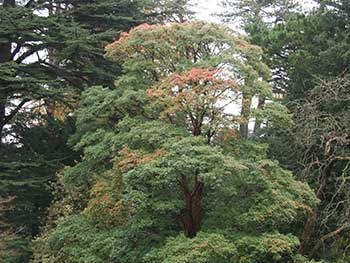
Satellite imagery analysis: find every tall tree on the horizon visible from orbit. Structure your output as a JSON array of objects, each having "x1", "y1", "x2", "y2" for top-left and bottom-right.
[{"x1": 220, "y1": 0, "x2": 298, "y2": 136}]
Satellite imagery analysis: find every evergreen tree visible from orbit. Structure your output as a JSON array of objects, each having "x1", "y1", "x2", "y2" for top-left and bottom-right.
[
  {"x1": 221, "y1": 0, "x2": 299, "y2": 136},
  {"x1": 0, "y1": 0, "x2": 151, "y2": 261}
]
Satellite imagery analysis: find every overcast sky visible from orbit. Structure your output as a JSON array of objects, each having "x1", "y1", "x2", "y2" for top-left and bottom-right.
[{"x1": 194, "y1": 0, "x2": 318, "y2": 24}]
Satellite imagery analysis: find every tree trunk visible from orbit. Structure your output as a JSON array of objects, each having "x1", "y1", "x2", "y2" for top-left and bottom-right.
[
  {"x1": 178, "y1": 174, "x2": 204, "y2": 238},
  {"x1": 299, "y1": 160, "x2": 334, "y2": 254},
  {"x1": 180, "y1": 114, "x2": 204, "y2": 237},
  {"x1": 240, "y1": 95, "x2": 252, "y2": 139},
  {"x1": 191, "y1": 117, "x2": 202, "y2": 136},
  {"x1": 299, "y1": 208, "x2": 318, "y2": 254},
  {"x1": 253, "y1": 97, "x2": 265, "y2": 136},
  {"x1": 192, "y1": 123, "x2": 202, "y2": 136}
]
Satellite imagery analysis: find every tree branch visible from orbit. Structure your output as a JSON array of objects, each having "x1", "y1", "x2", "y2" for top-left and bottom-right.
[
  {"x1": 310, "y1": 224, "x2": 350, "y2": 256},
  {"x1": 0, "y1": 99, "x2": 29, "y2": 127}
]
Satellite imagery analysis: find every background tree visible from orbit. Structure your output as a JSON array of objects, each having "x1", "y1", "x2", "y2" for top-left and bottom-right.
[
  {"x1": 150, "y1": 0, "x2": 195, "y2": 22},
  {"x1": 268, "y1": 76, "x2": 350, "y2": 261},
  {"x1": 222, "y1": 0, "x2": 350, "y2": 260},
  {"x1": 0, "y1": 0, "x2": 152, "y2": 261},
  {"x1": 221, "y1": 0, "x2": 298, "y2": 92},
  {"x1": 262, "y1": 2, "x2": 350, "y2": 260}
]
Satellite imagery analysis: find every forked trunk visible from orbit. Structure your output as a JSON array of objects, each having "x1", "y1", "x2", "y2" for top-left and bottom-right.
[{"x1": 178, "y1": 175, "x2": 204, "y2": 238}]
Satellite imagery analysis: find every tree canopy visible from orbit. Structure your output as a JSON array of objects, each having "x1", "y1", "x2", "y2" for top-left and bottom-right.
[{"x1": 32, "y1": 22, "x2": 317, "y2": 263}]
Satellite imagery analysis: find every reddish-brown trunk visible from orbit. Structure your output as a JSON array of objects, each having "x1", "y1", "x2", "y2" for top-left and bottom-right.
[{"x1": 178, "y1": 175, "x2": 204, "y2": 238}]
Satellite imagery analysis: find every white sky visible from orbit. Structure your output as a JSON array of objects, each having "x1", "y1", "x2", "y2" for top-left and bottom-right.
[
  {"x1": 195, "y1": 0, "x2": 223, "y2": 23},
  {"x1": 194, "y1": 0, "x2": 318, "y2": 24}
]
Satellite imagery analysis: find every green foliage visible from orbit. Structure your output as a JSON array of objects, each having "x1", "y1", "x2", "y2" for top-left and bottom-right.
[
  {"x1": 105, "y1": 22, "x2": 271, "y2": 92},
  {"x1": 106, "y1": 21, "x2": 289, "y2": 138},
  {"x1": 1, "y1": 237, "x2": 32, "y2": 263},
  {"x1": 203, "y1": 158, "x2": 317, "y2": 233},
  {"x1": 32, "y1": 215, "x2": 119, "y2": 263},
  {"x1": 151, "y1": 0, "x2": 195, "y2": 22},
  {"x1": 144, "y1": 232, "x2": 237, "y2": 263},
  {"x1": 57, "y1": 0, "x2": 151, "y2": 87},
  {"x1": 5, "y1": 1, "x2": 347, "y2": 262},
  {"x1": 33, "y1": 22, "x2": 317, "y2": 263},
  {"x1": 131, "y1": 232, "x2": 317, "y2": 263},
  {"x1": 271, "y1": 76, "x2": 350, "y2": 260},
  {"x1": 255, "y1": 1, "x2": 350, "y2": 99},
  {"x1": 255, "y1": 102, "x2": 294, "y2": 129},
  {"x1": 232, "y1": 233, "x2": 301, "y2": 263},
  {"x1": 0, "y1": 116, "x2": 78, "y2": 262},
  {"x1": 219, "y1": 137, "x2": 268, "y2": 161}
]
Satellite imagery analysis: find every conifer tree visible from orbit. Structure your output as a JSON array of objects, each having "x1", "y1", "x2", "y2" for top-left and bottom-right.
[{"x1": 0, "y1": 0, "x2": 151, "y2": 261}]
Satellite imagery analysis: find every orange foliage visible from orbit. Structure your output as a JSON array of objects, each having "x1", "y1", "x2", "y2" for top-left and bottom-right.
[
  {"x1": 117, "y1": 147, "x2": 164, "y2": 171},
  {"x1": 219, "y1": 129, "x2": 239, "y2": 143},
  {"x1": 147, "y1": 68, "x2": 239, "y2": 116},
  {"x1": 85, "y1": 181, "x2": 132, "y2": 227}
]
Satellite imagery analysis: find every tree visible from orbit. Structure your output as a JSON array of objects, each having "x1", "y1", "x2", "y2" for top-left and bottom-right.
[
  {"x1": 0, "y1": 0, "x2": 153, "y2": 138},
  {"x1": 33, "y1": 22, "x2": 317, "y2": 263},
  {"x1": 0, "y1": 195, "x2": 20, "y2": 261},
  {"x1": 220, "y1": 0, "x2": 300, "y2": 134},
  {"x1": 221, "y1": 0, "x2": 297, "y2": 26},
  {"x1": 267, "y1": 76, "x2": 350, "y2": 261},
  {"x1": 225, "y1": 0, "x2": 350, "y2": 100},
  {"x1": 50, "y1": 0, "x2": 152, "y2": 87},
  {"x1": 150, "y1": 0, "x2": 195, "y2": 22},
  {"x1": 147, "y1": 68, "x2": 240, "y2": 140}
]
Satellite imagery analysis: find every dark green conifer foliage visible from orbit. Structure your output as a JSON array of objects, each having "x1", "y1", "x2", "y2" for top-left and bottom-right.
[{"x1": 0, "y1": 0, "x2": 150, "y2": 261}]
